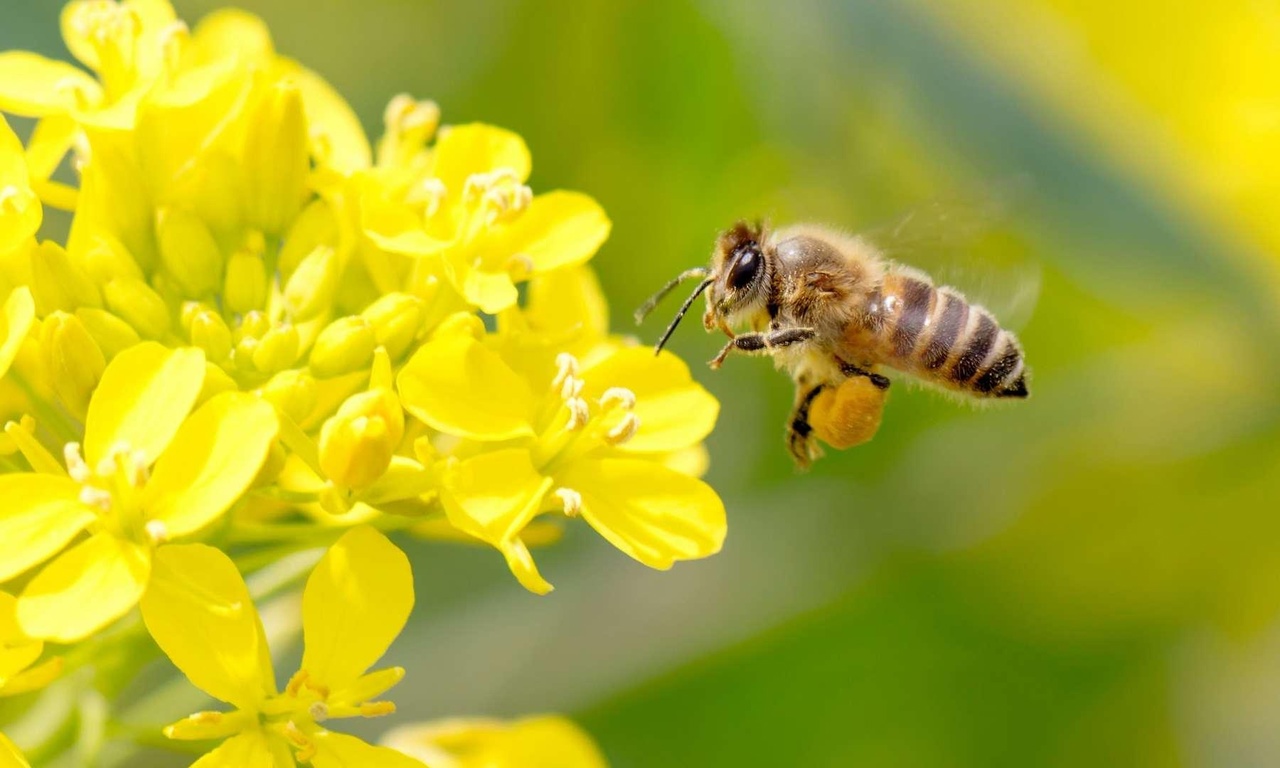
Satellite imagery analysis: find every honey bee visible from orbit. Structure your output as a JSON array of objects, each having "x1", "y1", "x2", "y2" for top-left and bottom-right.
[{"x1": 636, "y1": 219, "x2": 1030, "y2": 467}]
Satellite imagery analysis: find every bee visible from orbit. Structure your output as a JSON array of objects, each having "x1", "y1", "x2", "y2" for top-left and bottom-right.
[{"x1": 635, "y1": 219, "x2": 1030, "y2": 467}]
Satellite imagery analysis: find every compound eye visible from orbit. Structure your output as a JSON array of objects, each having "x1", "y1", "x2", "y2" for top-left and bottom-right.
[{"x1": 728, "y1": 242, "x2": 761, "y2": 291}]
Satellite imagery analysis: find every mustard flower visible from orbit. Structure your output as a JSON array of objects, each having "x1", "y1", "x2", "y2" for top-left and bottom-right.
[
  {"x1": 0, "y1": 342, "x2": 278, "y2": 641},
  {"x1": 382, "y1": 715, "x2": 609, "y2": 768},
  {"x1": 140, "y1": 525, "x2": 423, "y2": 767}
]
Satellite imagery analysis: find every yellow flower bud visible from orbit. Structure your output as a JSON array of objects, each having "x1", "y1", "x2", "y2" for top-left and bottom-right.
[
  {"x1": 103, "y1": 277, "x2": 171, "y2": 339},
  {"x1": 224, "y1": 249, "x2": 268, "y2": 314},
  {"x1": 278, "y1": 199, "x2": 337, "y2": 276},
  {"x1": 282, "y1": 245, "x2": 339, "y2": 321},
  {"x1": 361, "y1": 292, "x2": 424, "y2": 360},
  {"x1": 252, "y1": 324, "x2": 300, "y2": 374},
  {"x1": 188, "y1": 308, "x2": 233, "y2": 364},
  {"x1": 432, "y1": 311, "x2": 486, "y2": 341},
  {"x1": 309, "y1": 316, "x2": 376, "y2": 378},
  {"x1": 319, "y1": 388, "x2": 405, "y2": 490},
  {"x1": 81, "y1": 233, "x2": 145, "y2": 283},
  {"x1": 243, "y1": 81, "x2": 309, "y2": 236},
  {"x1": 157, "y1": 207, "x2": 224, "y2": 297},
  {"x1": 75, "y1": 308, "x2": 140, "y2": 359},
  {"x1": 41, "y1": 311, "x2": 106, "y2": 419},
  {"x1": 260, "y1": 369, "x2": 318, "y2": 424},
  {"x1": 30, "y1": 241, "x2": 101, "y2": 314}
]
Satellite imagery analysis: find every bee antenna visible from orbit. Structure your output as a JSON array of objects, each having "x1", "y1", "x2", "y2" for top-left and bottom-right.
[
  {"x1": 634, "y1": 268, "x2": 709, "y2": 325},
  {"x1": 653, "y1": 277, "x2": 713, "y2": 356}
]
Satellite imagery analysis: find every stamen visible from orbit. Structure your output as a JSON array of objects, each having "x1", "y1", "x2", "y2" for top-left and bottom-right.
[
  {"x1": 145, "y1": 519, "x2": 169, "y2": 545},
  {"x1": 551, "y1": 353, "x2": 579, "y2": 389},
  {"x1": 308, "y1": 702, "x2": 329, "y2": 722},
  {"x1": 0, "y1": 185, "x2": 21, "y2": 211},
  {"x1": 559, "y1": 374, "x2": 584, "y2": 402},
  {"x1": 79, "y1": 485, "x2": 112, "y2": 511},
  {"x1": 555, "y1": 487, "x2": 582, "y2": 518},
  {"x1": 407, "y1": 178, "x2": 447, "y2": 217},
  {"x1": 359, "y1": 701, "x2": 396, "y2": 717},
  {"x1": 605, "y1": 413, "x2": 641, "y2": 445},
  {"x1": 600, "y1": 387, "x2": 637, "y2": 411},
  {"x1": 281, "y1": 720, "x2": 317, "y2": 763},
  {"x1": 565, "y1": 397, "x2": 590, "y2": 431},
  {"x1": 285, "y1": 669, "x2": 310, "y2": 697},
  {"x1": 506, "y1": 253, "x2": 534, "y2": 279},
  {"x1": 64, "y1": 442, "x2": 91, "y2": 483}
]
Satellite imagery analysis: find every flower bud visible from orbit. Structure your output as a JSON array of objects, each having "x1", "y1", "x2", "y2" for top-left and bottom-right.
[
  {"x1": 260, "y1": 369, "x2": 318, "y2": 424},
  {"x1": 75, "y1": 307, "x2": 140, "y2": 359},
  {"x1": 278, "y1": 199, "x2": 337, "y2": 276},
  {"x1": 282, "y1": 245, "x2": 338, "y2": 321},
  {"x1": 103, "y1": 277, "x2": 171, "y2": 339},
  {"x1": 361, "y1": 292, "x2": 424, "y2": 360},
  {"x1": 319, "y1": 388, "x2": 405, "y2": 490},
  {"x1": 188, "y1": 308, "x2": 233, "y2": 363},
  {"x1": 41, "y1": 311, "x2": 105, "y2": 419},
  {"x1": 309, "y1": 316, "x2": 376, "y2": 378},
  {"x1": 252, "y1": 324, "x2": 300, "y2": 375},
  {"x1": 81, "y1": 233, "x2": 144, "y2": 283},
  {"x1": 30, "y1": 240, "x2": 101, "y2": 314},
  {"x1": 157, "y1": 207, "x2": 224, "y2": 297},
  {"x1": 224, "y1": 249, "x2": 267, "y2": 314},
  {"x1": 243, "y1": 82, "x2": 309, "y2": 236}
]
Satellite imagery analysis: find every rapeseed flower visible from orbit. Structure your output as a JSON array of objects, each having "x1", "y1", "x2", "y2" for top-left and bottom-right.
[
  {"x1": 383, "y1": 715, "x2": 609, "y2": 768},
  {"x1": 140, "y1": 525, "x2": 423, "y2": 767},
  {"x1": 0, "y1": 342, "x2": 277, "y2": 641}
]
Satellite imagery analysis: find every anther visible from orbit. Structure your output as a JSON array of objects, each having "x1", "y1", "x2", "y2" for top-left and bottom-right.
[
  {"x1": 64, "y1": 442, "x2": 91, "y2": 483},
  {"x1": 555, "y1": 487, "x2": 583, "y2": 518},
  {"x1": 145, "y1": 519, "x2": 169, "y2": 545},
  {"x1": 560, "y1": 375, "x2": 584, "y2": 402},
  {"x1": 551, "y1": 353, "x2": 579, "y2": 389},
  {"x1": 565, "y1": 397, "x2": 590, "y2": 431},
  {"x1": 359, "y1": 701, "x2": 396, "y2": 717},
  {"x1": 600, "y1": 387, "x2": 637, "y2": 411},
  {"x1": 506, "y1": 253, "x2": 534, "y2": 278},
  {"x1": 79, "y1": 485, "x2": 112, "y2": 511},
  {"x1": 605, "y1": 413, "x2": 641, "y2": 445},
  {"x1": 282, "y1": 721, "x2": 317, "y2": 763}
]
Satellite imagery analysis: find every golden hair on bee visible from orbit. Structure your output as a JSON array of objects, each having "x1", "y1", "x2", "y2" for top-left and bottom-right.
[{"x1": 638, "y1": 218, "x2": 1031, "y2": 467}]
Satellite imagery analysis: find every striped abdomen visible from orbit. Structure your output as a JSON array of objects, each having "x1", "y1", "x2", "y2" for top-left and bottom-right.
[{"x1": 859, "y1": 270, "x2": 1028, "y2": 398}]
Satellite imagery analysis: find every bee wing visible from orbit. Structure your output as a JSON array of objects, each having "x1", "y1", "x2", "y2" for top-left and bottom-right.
[{"x1": 861, "y1": 184, "x2": 1042, "y2": 331}]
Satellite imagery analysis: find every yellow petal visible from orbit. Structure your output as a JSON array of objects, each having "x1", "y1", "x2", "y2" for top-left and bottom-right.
[
  {"x1": 582, "y1": 348, "x2": 719, "y2": 453},
  {"x1": 558, "y1": 458, "x2": 726, "y2": 570},
  {"x1": 0, "y1": 473, "x2": 93, "y2": 582},
  {"x1": 440, "y1": 449, "x2": 552, "y2": 544},
  {"x1": 311, "y1": 731, "x2": 427, "y2": 768},
  {"x1": 382, "y1": 715, "x2": 607, "y2": 768},
  {"x1": 1, "y1": 657, "x2": 64, "y2": 697},
  {"x1": 488, "y1": 191, "x2": 611, "y2": 275},
  {"x1": 0, "y1": 731, "x2": 31, "y2": 768},
  {"x1": 0, "y1": 287, "x2": 36, "y2": 379},
  {"x1": 17, "y1": 534, "x2": 151, "y2": 643},
  {"x1": 83, "y1": 343, "x2": 205, "y2": 468},
  {"x1": 301, "y1": 526, "x2": 413, "y2": 693},
  {"x1": 525, "y1": 266, "x2": 609, "y2": 344},
  {"x1": 459, "y1": 264, "x2": 519, "y2": 314},
  {"x1": 501, "y1": 537, "x2": 554, "y2": 596},
  {"x1": 25, "y1": 116, "x2": 78, "y2": 180},
  {"x1": 189, "y1": 730, "x2": 285, "y2": 768},
  {"x1": 190, "y1": 8, "x2": 275, "y2": 65},
  {"x1": 0, "y1": 116, "x2": 42, "y2": 254},
  {"x1": 278, "y1": 58, "x2": 372, "y2": 174},
  {"x1": 142, "y1": 544, "x2": 275, "y2": 711},
  {"x1": 0, "y1": 52, "x2": 102, "y2": 117},
  {"x1": 143, "y1": 393, "x2": 279, "y2": 538},
  {"x1": 429, "y1": 123, "x2": 531, "y2": 193},
  {"x1": 397, "y1": 334, "x2": 535, "y2": 440}
]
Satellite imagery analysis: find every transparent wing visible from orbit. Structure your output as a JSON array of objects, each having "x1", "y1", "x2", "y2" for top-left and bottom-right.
[{"x1": 860, "y1": 181, "x2": 1042, "y2": 331}]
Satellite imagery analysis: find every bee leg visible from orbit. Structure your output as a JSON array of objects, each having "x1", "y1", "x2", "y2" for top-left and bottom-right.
[
  {"x1": 786, "y1": 384, "x2": 827, "y2": 469},
  {"x1": 838, "y1": 360, "x2": 891, "y2": 390},
  {"x1": 709, "y1": 327, "x2": 816, "y2": 369}
]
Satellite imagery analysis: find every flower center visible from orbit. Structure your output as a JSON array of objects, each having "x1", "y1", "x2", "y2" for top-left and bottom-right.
[{"x1": 64, "y1": 440, "x2": 162, "y2": 544}]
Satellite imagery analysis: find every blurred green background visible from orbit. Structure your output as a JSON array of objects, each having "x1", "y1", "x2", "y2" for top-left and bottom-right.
[{"x1": 8, "y1": 1, "x2": 1280, "y2": 765}]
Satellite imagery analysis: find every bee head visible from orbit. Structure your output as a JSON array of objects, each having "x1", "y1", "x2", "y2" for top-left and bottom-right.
[
  {"x1": 704, "y1": 220, "x2": 770, "y2": 330},
  {"x1": 633, "y1": 220, "x2": 771, "y2": 356}
]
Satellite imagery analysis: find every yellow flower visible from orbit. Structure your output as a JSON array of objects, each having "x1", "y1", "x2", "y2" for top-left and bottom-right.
[
  {"x1": 0, "y1": 592, "x2": 62, "y2": 698},
  {"x1": 0, "y1": 342, "x2": 278, "y2": 642},
  {"x1": 382, "y1": 715, "x2": 609, "y2": 768},
  {"x1": 140, "y1": 525, "x2": 424, "y2": 767},
  {"x1": 362, "y1": 120, "x2": 611, "y2": 313},
  {"x1": 398, "y1": 270, "x2": 724, "y2": 594}
]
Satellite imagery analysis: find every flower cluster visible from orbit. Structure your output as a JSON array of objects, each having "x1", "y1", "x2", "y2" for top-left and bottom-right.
[{"x1": 0, "y1": 1, "x2": 725, "y2": 764}]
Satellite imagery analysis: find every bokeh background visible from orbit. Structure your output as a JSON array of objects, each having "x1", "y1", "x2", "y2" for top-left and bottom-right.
[{"x1": 8, "y1": 1, "x2": 1280, "y2": 765}]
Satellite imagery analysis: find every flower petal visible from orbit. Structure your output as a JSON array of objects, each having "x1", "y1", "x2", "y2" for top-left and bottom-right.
[
  {"x1": 190, "y1": 8, "x2": 275, "y2": 65},
  {"x1": 83, "y1": 343, "x2": 205, "y2": 468},
  {"x1": 382, "y1": 715, "x2": 607, "y2": 768},
  {"x1": 429, "y1": 123, "x2": 531, "y2": 193},
  {"x1": 17, "y1": 534, "x2": 151, "y2": 642},
  {"x1": 0, "y1": 287, "x2": 36, "y2": 382},
  {"x1": 0, "y1": 116, "x2": 42, "y2": 253},
  {"x1": 558, "y1": 458, "x2": 726, "y2": 569},
  {"x1": 397, "y1": 334, "x2": 534, "y2": 440},
  {"x1": 582, "y1": 348, "x2": 719, "y2": 453},
  {"x1": 459, "y1": 263, "x2": 519, "y2": 314},
  {"x1": 189, "y1": 730, "x2": 286, "y2": 768},
  {"x1": 143, "y1": 392, "x2": 279, "y2": 538},
  {"x1": 279, "y1": 58, "x2": 372, "y2": 174},
  {"x1": 525, "y1": 266, "x2": 609, "y2": 345},
  {"x1": 0, "y1": 52, "x2": 102, "y2": 117},
  {"x1": 440, "y1": 448, "x2": 553, "y2": 545},
  {"x1": 0, "y1": 731, "x2": 30, "y2": 768},
  {"x1": 1, "y1": 657, "x2": 63, "y2": 697},
  {"x1": 142, "y1": 544, "x2": 275, "y2": 710},
  {"x1": 301, "y1": 526, "x2": 413, "y2": 693},
  {"x1": 311, "y1": 731, "x2": 427, "y2": 768},
  {"x1": 0, "y1": 473, "x2": 93, "y2": 582},
  {"x1": 489, "y1": 191, "x2": 611, "y2": 275}
]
